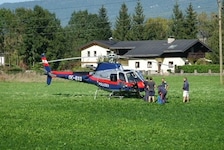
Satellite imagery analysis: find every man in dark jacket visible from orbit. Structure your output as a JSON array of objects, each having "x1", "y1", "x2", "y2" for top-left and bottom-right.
[
  {"x1": 161, "y1": 78, "x2": 169, "y2": 90},
  {"x1": 158, "y1": 85, "x2": 167, "y2": 103},
  {"x1": 183, "y1": 77, "x2": 190, "y2": 102},
  {"x1": 144, "y1": 77, "x2": 156, "y2": 102}
]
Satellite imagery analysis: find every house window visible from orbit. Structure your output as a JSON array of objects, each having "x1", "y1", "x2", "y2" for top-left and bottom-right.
[
  {"x1": 147, "y1": 61, "x2": 152, "y2": 68},
  {"x1": 135, "y1": 62, "x2": 140, "y2": 68},
  {"x1": 94, "y1": 51, "x2": 97, "y2": 57},
  {"x1": 87, "y1": 51, "x2": 90, "y2": 57},
  {"x1": 168, "y1": 61, "x2": 173, "y2": 68}
]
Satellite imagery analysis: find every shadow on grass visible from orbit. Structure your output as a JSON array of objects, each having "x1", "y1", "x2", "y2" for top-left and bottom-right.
[{"x1": 53, "y1": 93, "x2": 109, "y2": 97}]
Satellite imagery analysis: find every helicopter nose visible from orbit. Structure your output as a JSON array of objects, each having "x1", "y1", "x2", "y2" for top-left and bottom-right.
[{"x1": 138, "y1": 81, "x2": 145, "y2": 89}]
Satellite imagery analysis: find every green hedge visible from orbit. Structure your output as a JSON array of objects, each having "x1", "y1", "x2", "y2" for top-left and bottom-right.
[
  {"x1": 175, "y1": 65, "x2": 223, "y2": 73},
  {"x1": 6, "y1": 67, "x2": 23, "y2": 74}
]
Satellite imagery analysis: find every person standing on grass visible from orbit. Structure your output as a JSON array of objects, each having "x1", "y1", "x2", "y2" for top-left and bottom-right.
[
  {"x1": 144, "y1": 77, "x2": 149, "y2": 101},
  {"x1": 145, "y1": 77, "x2": 156, "y2": 102},
  {"x1": 161, "y1": 78, "x2": 169, "y2": 101},
  {"x1": 161, "y1": 78, "x2": 169, "y2": 91},
  {"x1": 157, "y1": 85, "x2": 167, "y2": 104},
  {"x1": 183, "y1": 77, "x2": 190, "y2": 102}
]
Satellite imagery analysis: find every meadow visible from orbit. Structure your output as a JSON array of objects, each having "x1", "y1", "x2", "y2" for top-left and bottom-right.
[{"x1": 0, "y1": 74, "x2": 223, "y2": 149}]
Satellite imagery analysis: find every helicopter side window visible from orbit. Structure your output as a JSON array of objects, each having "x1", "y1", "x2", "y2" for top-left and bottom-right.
[
  {"x1": 126, "y1": 72, "x2": 140, "y2": 82},
  {"x1": 127, "y1": 73, "x2": 135, "y2": 82},
  {"x1": 119, "y1": 73, "x2": 126, "y2": 82},
  {"x1": 110, "y1": 74, "x2": 117, "y2": 82}
]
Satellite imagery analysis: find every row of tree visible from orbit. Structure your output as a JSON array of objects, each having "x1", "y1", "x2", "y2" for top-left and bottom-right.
[{"x1": 0, "y1": 0, "x2": 222, "y2": 70}]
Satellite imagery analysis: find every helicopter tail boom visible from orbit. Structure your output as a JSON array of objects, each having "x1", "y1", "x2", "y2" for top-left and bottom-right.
[{"x1": 41, "y1": 53, "x2": 90, "y2": 85}]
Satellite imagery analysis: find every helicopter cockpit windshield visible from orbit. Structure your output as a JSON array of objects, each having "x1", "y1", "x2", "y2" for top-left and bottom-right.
[
  {"x1": 126, "y1": 72, "x2": 141, "y2": 83},
  {"x1": 135, "y1": 70, "x2": 145, "y2": 81}
]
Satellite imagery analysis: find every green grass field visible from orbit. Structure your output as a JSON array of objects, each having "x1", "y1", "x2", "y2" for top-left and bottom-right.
[{"x1": 0, "y1": 75, "x2": 223, "y2": 149}]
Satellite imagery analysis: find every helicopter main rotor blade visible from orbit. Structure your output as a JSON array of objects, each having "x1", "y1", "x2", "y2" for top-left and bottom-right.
[{"x1": 47, "y1": 57, "x2": 82, "y2": 63}]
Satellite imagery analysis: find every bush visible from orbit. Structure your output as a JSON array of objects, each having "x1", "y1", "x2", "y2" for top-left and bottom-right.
[
  {"x1": 175, "y1": 65, "x2": 222, "y2": 73},
  {"x1": 6, "y1": 67, "x2": 23, "y2": 74},
  {"x1": 167, "y1": 69, "x2": 172, "y2": 73}
]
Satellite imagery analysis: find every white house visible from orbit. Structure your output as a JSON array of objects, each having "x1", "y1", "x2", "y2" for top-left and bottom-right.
[
  {"x1": 112, "y1": 39, "x2": 211, "y2": 73},
  {"x1": 80, "y1": 39, "x2": 212, "y2": 74},
  {"x1": 80, "y1": 40, "x2": 116, "y2": 68},
  {"x1": 81, "y1": 45, "x2": 111, "y2": 68}
]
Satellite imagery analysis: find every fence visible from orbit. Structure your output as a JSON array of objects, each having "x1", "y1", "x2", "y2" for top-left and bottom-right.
[{"x1": 140, "y1": 69, "x2": 224, "y2": 76}]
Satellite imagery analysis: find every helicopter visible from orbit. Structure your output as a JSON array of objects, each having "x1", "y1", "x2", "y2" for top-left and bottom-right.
[{"x1": 41, "y1": 53, "x2": 146, "y2": 99}]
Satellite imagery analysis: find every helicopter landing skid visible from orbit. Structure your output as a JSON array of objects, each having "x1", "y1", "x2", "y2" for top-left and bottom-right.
[
  {"x1": 94, "y1": 88, "x2": 99, "y2": 100},
  {"x1": 108, "y1": 92, "x2": 124, "y2": 100},
  {"x1": 94, "y1": 87, "x2": 124, "y2": 100}
]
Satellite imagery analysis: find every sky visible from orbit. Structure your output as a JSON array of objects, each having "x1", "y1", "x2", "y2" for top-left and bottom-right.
[{"x1": 0, "y1": 0, "x2": 34, "y2": 5}]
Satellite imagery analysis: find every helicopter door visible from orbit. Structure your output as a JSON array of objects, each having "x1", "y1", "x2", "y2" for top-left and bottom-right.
[
  {"x1": 119, "y1": 72, "x2": 126, "y2": 82},
  {"x1": 110, "y1": 74, "x2": 117, "y2": 82}
]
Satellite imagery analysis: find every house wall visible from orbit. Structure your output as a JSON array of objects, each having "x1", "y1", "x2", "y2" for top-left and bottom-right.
[
  {"x1": 81, "y1": 45, "x2": 111, "y2": 67},
  {"x1": 0, "y1": 56, "x2": 5, "y2": 66},
  {"x1": 128, "y1": 59, "x2": 158, "y2": 73},
  {"x1": 161, "y1": 57, "x2": 186, "y2": 73},
  {"x1": 127, "y1": 57, "x2": 186, "y2": 74}
]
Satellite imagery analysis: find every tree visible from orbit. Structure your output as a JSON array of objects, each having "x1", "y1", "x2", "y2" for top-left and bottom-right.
[
  {"x1": 19, "y1": 6, "x2": 63, "y2": 69},
  {"x1": 0, "y1": 8, "x2": 18, "y2": 67},
  {"x1": 184, "y1": 3, "x2": 198, "y2": 39},
  {"x1": 169, "y1": 2, "x2": 185, "y2": 39},
  {"x1": 113, "y1": 3, "x2": 131, "y2": 41},
  {"x1": 197, "y1": 12, "x2": 213, "y2": 42},
  {"x1": 97, "y1": 5, "x2": 112, "y2": 40},
  {"x1": 205, "y1": 10, "x2": 224, "y2": 64},
  {"x1": 129, "y1": 0, "x2": 145, "y2": 40},
  {"x1": 144, "y1": 18, "x2": 169, "y2": 40},
  {"x1": 68, "y1": 10, "x2": 99, "y2": 51}
]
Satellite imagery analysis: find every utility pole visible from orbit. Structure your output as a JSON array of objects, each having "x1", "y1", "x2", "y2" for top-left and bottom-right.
[{"x1": 218, "y1": 0, "x2": 223, "y2": 85}]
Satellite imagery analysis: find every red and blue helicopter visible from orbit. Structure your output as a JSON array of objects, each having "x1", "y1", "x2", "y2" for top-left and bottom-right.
[{"x1": 41, "y1": 53, "x2": 146, "y2": 99}]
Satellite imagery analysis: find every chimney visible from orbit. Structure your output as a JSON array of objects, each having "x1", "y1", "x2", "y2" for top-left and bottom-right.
[{"x1": 168, "y1": 37, "x2": 175, "y2": 44}]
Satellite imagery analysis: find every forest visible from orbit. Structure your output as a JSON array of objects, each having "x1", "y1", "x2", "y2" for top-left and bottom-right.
[{"x1": 0, "y1": 1, "x2": 223, "y2": 70}]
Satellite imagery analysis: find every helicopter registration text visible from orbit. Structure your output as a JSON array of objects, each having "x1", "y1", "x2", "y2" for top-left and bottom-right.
[
  {"x1": 68, "y1": 75, "x2": 82, "y2": 81},
  {"x1": 98, "y1": 82, "x2": 109, "y2": 88}
]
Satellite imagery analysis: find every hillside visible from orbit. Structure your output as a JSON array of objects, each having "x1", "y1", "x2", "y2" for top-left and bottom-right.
[{"x1": 0, "y1": 0, "x2": 217, "y2": 27}]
